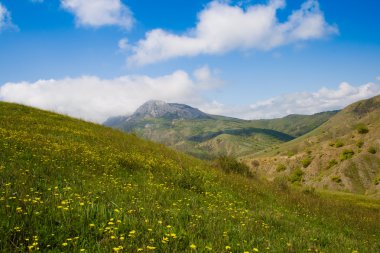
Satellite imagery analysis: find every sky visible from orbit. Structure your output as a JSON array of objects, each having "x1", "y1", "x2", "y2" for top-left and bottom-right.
[{"x1": 0, "y1": 0, "x2": 379, "y2": 123}]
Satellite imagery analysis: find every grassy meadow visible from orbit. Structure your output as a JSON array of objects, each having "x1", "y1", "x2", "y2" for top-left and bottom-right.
[{"x1": 0, "y1": 102, "x2": 379, "y2": 252}]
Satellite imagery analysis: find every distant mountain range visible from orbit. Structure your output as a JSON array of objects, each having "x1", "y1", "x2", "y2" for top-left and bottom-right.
[{"x1": 104, "y1": 100, "x2": 338, "y2": 159}]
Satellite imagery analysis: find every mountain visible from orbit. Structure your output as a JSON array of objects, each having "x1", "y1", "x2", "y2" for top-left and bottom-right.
[
  {"x1": 1, "y1": 101, "x2": 379, "y2": 252},
  {"x1": 105, "y1": 101, "x2": 337, "y2": 159},
  {"x1": 243, "y1": 95, "x2": 380, "y2": 196},
  {"x1": 104, "y1": 100, "x2": 210, "y2": 127}
]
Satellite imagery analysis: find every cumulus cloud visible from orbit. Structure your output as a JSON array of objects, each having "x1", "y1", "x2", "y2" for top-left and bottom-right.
[
  {"x1": 61, "y1": 0, "x2": 133, "y2": 29},
  {"x1": 201, "y1": 81, "x2": 380, "y2": 119},
  {"x1": 128, "y1": 0, "x2": 338, "y2": 65},
  {"x1": 0, "y1": 3, "x2": 15, "y2": 31},
  {"x1": 0, "y1": 68, "x2": 220, "y2": 123},
  {"x1": 118, "y1": 38, "x2": 130, "y2": 50}
]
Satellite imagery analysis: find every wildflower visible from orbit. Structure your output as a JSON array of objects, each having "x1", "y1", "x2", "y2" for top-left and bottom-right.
[
  {"x1": 113, "y1": 246, "x2": 123, "y2": 252},
  {"x1": 253, "y1": 248, "x2": 259, "y2": 252},
  {"x1": 89, "y1": 224, "x2": 95, "y2": 227},
  {"x1": 62, "y1": 242, "x2": 68, "y2": 246},
  {"x1": 225, "y1": 246, "x2": 231, "y2": 250},
  {"x1": 190, "y1": 244, "x2": 197, "y2": 250},
  {"x1": 147, "y1": 246, "x2": 156, "y2": 250}
]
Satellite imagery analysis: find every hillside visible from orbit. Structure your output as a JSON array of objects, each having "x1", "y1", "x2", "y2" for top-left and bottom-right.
[
  {"x1": 243, "y1": 95, "x2": 380, "y2": 196},
  {"x1": 1, "y1": 102, "x2": 379, "y2": 252},
  {"x1": 105, "y1": 101, "x2": 336, "y2": 159}
]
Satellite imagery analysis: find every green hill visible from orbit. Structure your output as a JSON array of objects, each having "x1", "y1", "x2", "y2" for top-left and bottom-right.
[
  {"x1": 105, "y1": 101, "x2": 337, "y2": 159},
  {"x1": 1, "y1": 102, "x2": 379, "y2": 252},
  {"x1": 243, "y1": 95, "x2": 380, "y2": 196}
]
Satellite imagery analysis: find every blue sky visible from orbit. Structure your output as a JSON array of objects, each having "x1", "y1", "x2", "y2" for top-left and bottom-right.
[{"x1": 0, "y1": 0, "x2": 379, "y2": 122}]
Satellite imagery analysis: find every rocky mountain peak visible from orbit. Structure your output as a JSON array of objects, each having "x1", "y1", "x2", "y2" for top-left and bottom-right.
[{"x1": 133, "y1": 100, "x2": 210, "y2": 120}]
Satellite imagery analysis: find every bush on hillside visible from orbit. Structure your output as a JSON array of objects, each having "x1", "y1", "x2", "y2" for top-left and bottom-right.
[
  {"x1": 276, "y1": 163, "x2": 287, "y2": 172},
  {"x1": 356, "y1": 140, "x2": 364, "y2": 148},
  {"x1": 215, "y1": 155, "x2": 253, "y2": 177},
  {"x1": 289, "y1": 167, "x2": 304, "y2": 184},
  {"x1": 368, "y1": 147, "x2": 377, "y2": 154},
  {"x1": 330, "y1": 175, "x2": 342, "y2": 183},
  {"x1": 301, "y1": 157, "x2": 313, "y2": 168},
  {"x1": 340, "y1": 149, "x2": 355, "y2": 161},
  {"x1": 356, "y1": 124, "x2": 369, "y2": 134},
  {"x1": 373, "y1": 176, "x2": 380, "y2": 185},
  {"x1": 327, "y1": 159, "x2": 338, "y2": 169},
  {"x1": 335, "y1": 140, "x2": 344, "y2": 148}
]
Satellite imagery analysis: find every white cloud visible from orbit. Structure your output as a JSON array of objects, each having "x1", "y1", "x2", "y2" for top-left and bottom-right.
[
  {"x1": 201, "y1": 81, "x2": 380, "y2": 119},
  {"x1": 61, "y1": 0, "x2": 133, "y2": 29},
  {"x1": 128, "y1": 0, "x2": 338, "y2": 65},
  {"x1": 376, "y1": 76, "x2": 380, "y2": 81},
  {"x1": 0, "y1": 68, "x2": 221, "y2": 123},
  {"x1": 118, "y1": 38, "x2": 130, "y2": 50},
  {"x1": 0, "y1": 3, "x2": 15, "y2": 31}
]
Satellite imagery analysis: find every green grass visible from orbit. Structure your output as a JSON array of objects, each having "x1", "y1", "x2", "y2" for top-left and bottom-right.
[{"x1": 1, "y1": 102, "x2": 379, "y2": 252}]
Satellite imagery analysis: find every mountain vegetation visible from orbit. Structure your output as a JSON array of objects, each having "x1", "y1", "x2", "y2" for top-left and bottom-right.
[
  {"x1": 1, "y1": 102, "x2": 379, "y2": 252},
  {"x1": 243, "y1": 95, "x2": 380, "y2": 196},
  {"x1": 105, "y1": 101, "x2": 337, "y2": 159}
]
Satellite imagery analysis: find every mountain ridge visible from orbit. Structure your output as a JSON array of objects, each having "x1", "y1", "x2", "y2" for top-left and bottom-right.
[
  {"x1": 243, "y1": 95, "x2": 380, "y2": 196},
  {"x1": 104, "y1": 100, "x2": 338, "y2": 159}
]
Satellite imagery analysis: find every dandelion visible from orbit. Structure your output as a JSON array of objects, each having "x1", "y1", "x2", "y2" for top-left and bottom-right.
[
  {"x1": 225, "y1": 246, "x2": 231, "y2": 250},
  {"x1": 62, "y1": 242, "x2": 68, "y2": 246},
  {"x1": 89, "y1": 224, "x2": 95, "y2": 227},
  {"x1": 162, "y1": 237, "x2": 169, "y2": 244},
  {"x1": 147, "y1": 246, "x2": 156, "y2": 250},
  {"x1": 113, "y1": 246, "x2": 123, "y2": 252},
  {"x1": 190, "y1": 244, "x2": 197, "y2": 250},
  {"x1": 253, "y1": 248, "x2": 259, "y2": 252}
]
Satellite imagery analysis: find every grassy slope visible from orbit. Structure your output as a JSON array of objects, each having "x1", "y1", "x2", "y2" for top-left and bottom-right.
[
  {"x1": 110, "y1": 112, "x2": 336, "y2": 159},
  {"x1": 243, "y1": 95, "x2": 380, "y2": 196},
  {"x1": 1, "y1": 102, "x2": 379, "y2": 252}
]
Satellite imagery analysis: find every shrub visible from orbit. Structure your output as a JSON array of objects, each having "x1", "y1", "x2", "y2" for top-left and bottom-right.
[
  {"x1": 177, "y1": 170, "x2": 205, "y2": 193},
  {"x1": 335, "y1": 140, "x2": 344, "y2": 148},
  {"x1": 273, "y1": 177, "x2": 289, "y2": 191},
  {"x1": 276, "y1": 164, "x2": 287, "y2": 172},
  {"x1": 368, "y1": 147, "x2": 377, "y2": 154},
  {"x1": 302, "y1": 187, "x2": 316, "y2": 195},
  {"x1": 330, "y1": 175, "x2": 342, "y2": 183},
  {"x1": 215, "y1": 155, "x2": 253, "y2": 177},
  {"x1": 287, "y1": 151, "x2": 295, "y2": 157},
  {"x1": 340, "y1": 149, "x2": 354, "y2": 161},
  {"x1": 373, "y1": 176, "x2": 380, "y2": 185},
  {"x1": 289, "y1": 167, "x2": 304, "y2": 184},
  {"x1": 327, "y1": 159, "x2": 338, "y2": 169},
  {"x1": 301, "y1": 157, "x2": 313, "y2": 168},
  {"x1": 356, "y1": 124, "x2": 369, "y2": 134},
  {"x1": 251, "y1": 160, "x2": 260, "y2": 167},
  {"x1": 356, "y1": 140, "x2": 364, "y2": 148}
]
